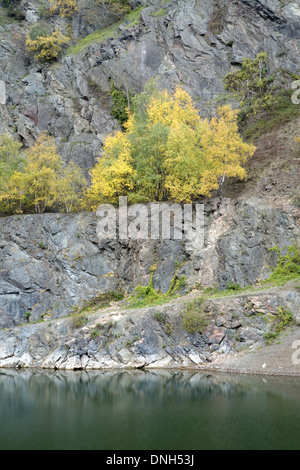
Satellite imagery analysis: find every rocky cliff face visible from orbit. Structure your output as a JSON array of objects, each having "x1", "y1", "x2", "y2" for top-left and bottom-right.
[
  {"x1": 0, "y1": 0, "x2": 300, "y2": 368},
  {"x1": 0, "y1": 197, "x2": 298, "y2": 329},
  {"x1": 0, "y1": 0, "x2": 300, "y2": 166}
]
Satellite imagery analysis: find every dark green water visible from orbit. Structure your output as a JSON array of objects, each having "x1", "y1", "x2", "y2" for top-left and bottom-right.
[{"x1": 1, "y1": 369, "x2": 300, "y2": 450}]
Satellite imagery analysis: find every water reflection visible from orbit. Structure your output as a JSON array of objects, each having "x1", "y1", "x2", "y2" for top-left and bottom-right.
[{"x1": 0, "y1": 369, "x2": 300, "y2": 450}]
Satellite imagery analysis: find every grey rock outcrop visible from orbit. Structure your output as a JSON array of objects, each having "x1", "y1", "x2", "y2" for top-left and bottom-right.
[
  {"x1": 0, "y1": 283, "x2": 299, "y2": 370},
  {"x1": 0, "y1": 198, "x2": 298, "y2": 329}
]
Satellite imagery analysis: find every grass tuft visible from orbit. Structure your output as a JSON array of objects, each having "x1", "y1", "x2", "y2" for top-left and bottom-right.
[
  {"x1": 66, "y1": 6, "x2": 144, "y2": 55},
  {"x1": 181, "y1": 298, "x2": 210, "y2": 335}
]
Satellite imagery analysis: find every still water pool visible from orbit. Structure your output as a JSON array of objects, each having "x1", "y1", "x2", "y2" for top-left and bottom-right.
[{"x1": 0, "y1": 369, "x2": 300, "y2": 450}]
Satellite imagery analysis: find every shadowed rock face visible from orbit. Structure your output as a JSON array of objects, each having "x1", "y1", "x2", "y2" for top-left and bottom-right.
[{"x1": 0, "y1": 198, "x2": 298, "y2": 329}]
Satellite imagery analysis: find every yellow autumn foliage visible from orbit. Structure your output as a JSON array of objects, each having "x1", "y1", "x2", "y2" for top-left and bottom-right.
[
  {"x1": 86, "y1": 86, "x2": 256, "y2": 206},
  {"x1": 0, "y1": 133, "x2": 86, "y2": 214},
  {"x1": 147, "y1": 87, "x2": 202, "y2": 129},
  {"x1": 85, "y1": 131, "x2": 135, "y2": 208},
  {"x1": 200, "y1": 105, "x2": 256, "y2": 197},
  {"x1": 49, "y1": 0, "x2": 77, "y2": 17},
  {"x1": 26, "y1": 30, "x2": 70, "y2": 61}
]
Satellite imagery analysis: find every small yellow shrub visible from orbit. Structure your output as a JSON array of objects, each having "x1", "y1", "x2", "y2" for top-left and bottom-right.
[
  {"x1": 49, "y1": 0, "x2": 77, "y2": 17},
  {"x1": 26, "y1": 30, "x2": 70, "y2": 61}
]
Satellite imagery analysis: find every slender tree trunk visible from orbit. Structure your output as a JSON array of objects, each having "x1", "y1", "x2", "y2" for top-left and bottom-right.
[{"x1": 218, "y1": 174, "x2": 226, "y2": 198}]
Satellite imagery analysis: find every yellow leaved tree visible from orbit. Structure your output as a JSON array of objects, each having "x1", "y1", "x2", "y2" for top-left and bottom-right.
[
  {"x1": 200, "y1": 105, "x2": 256, "y2": 197},
  {"x1": 85, "y1": 131, "x2": 135, "y2": 209},
  {"x1": 56, "y1": 162, "x2": 87, "y2": 213},
  {"x1": 146, "y1": 87, "x2": 208, "y2": 202},
  {"x1": 18, "y1": 133, "x2": 63, "y2": 213},
  {"x1": 0, "y1": 133, "x2": 86, "y2": 214},
  {"x1": 85, "y1": 86, "x2": 256, "y2": 206}
]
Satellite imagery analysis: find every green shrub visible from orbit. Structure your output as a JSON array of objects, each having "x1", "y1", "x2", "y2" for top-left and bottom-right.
[
  {"x1": 275, "y1": 307, "x2": 294, "y2": 332},
  {"x1": 263, "y1": 332, "x2": 278, "y2": 344},
  {"x1": 165, "y1": 323, "x2": 174, "y2": 336},
  {"x1": 227, "y1": 282, "x2": 241, "y2": 291},
  {"x1": 25, "y1": 311, "x2": 31, "y2": 322},
  {"x1": 127, "y1": 275, "x2": 166, "y2": 309},
  {"x1": 241, "y1": 90, "x2": 300, "y2": 141},
  {"x1": 182, "y1": 298, "x2": 209, "y2": 335},
  {"x1": 91, "y1": 326, "x2": 103, "y2": 339},
  {"x1": 72, "y1": 313, "x2": 88, "y2": 329},
  {"x1": 127, "y1": 272, "x2": 186, "y2": 309},
  {"x1": 110, "y1": 81, "x2": 133, "y2": 128},
  {"x1": 266, "y1": 245, "x2": 300, "y2": 285},
  {"x1": 264, "y1": 307, "x2": 294, "y2": 344},
  {"x1": 28, "y1": 22, "x2": 53, "y2": 40},
  {"x1": 225, "y1": 52, "x2": 275, "y2": 118}
]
